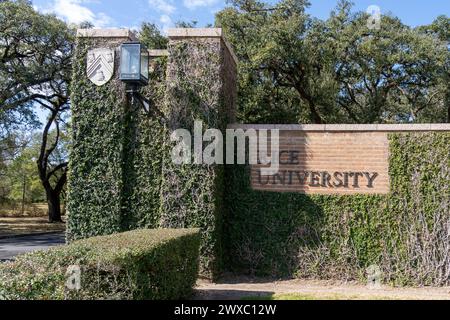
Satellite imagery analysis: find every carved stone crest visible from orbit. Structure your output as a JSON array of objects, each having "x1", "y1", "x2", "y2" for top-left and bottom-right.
[{"x1": 86, "y1": 48, "x2": 115, "y2": 86}]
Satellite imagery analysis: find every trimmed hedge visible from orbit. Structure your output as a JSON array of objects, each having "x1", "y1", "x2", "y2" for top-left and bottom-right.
[
  {"x1": 224, "y1": 132, "x2": 450, "y2": 286},
  {"x1": 0, "y1": 229, "x2": 201, "y2": 300}
]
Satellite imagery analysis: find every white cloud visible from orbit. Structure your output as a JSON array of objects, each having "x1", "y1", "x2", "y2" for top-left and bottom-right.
[
  {"x1": 183, "y1": 0, "x2": 218, "y2": 9},
  {"x1": 149, "y1": 0, "x2": 176, "y2": 15},
  {"x1": 148, "y1": 0, "x2": 176, "y2": 34},
  {"x1": 45, "y1": 0, "x2": 113, "y2": 28},
  {"x1": 95, "y1": 12, "x2": 113, "y2": 27},
  {"x1": 159, "y1": 14, "x2": 174, "y2": 33}
]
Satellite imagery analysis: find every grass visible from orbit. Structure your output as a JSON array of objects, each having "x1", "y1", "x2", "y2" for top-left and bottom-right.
[{"x1": 0, "y1": 203, "x2": 49, "y2": 217}]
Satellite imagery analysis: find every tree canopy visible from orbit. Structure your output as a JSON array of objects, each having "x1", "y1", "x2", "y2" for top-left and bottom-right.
[
  {"x1": 216, "y1": 0, "x2": 449, "y2": 124},
  {"x1": 0, "y1": 0, "x2": 73, "y2": 126},
  {"x1": 0, "y1": 0, "x2": 73, "y2": 221},
  {"x1": 0, "y1": 0, "x2": 448, "y2": 221}
]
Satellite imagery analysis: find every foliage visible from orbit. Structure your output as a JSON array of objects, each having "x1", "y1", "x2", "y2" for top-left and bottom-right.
[
  {"x1": 0, "y1": 0, "x2": 73, "y2": 125},
  {"x1": 1, "y1": 134, "x2": 45, "y2": 204},
  {"x1": 216, "y1": 0, "x2": 449, "y2": 124},
  {"x1": 216, "y1": 0, "x2": 320, "y2": 123},
  {"x1": 175, "y1": 20, "x2": 198, "y2": 28},
  {"x1": 67, "y1": 36, "x2": 166, "y2": 239},
  {"x1": 415, "y1": 15, "x2": 450, "y2": 122},
  {"x1": 224, "y1": 132, "x2": 450, "y2": 286},
  {"x1": 384, "y1": 132, "x2": 450, "y2": 285},
  {"x1": 68, "y1": 35, "x2": 229, "y2": 279},
  {"x1": 0, "y1": 0, "x2": 74, "y2": 222},
  {"x1": 0, "y1": 228, "x2": 201, "y2": 300},
  {"x1": 36, "y1": 112, "x2": 71, "y2": 222},
  {"x1": 121, "y1": 56, "x2": 167, "y2": 231},
  {"x1": 0, "y1": 129, "x2": 70, "y2": 217},
  {"x1": 158, "y1": 38, "x2": 232, "y2": 279},
  {"x1": 0, "y1": 132, "x2": 33, "y2": 203},
  {"x1": 139, "y1": 22, "x2": 168, "y2": 49},
  {"x1": 65, "y1": 0, "x2": 449, "y2": 285},
  {"x1": 67, "y1": 36, "x2": 134, "y2": 240},
  {"x1": 329, "y1": 8, "x2": 448, "y2": 123}
]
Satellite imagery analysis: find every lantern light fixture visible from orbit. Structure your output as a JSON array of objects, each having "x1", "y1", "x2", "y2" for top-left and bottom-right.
[
  {"x1": 118, "y1": 41, "x2": 166, "y2": 123},
  {"x1": 119, "y1": 42, "x2": 149, "y2": 87}
]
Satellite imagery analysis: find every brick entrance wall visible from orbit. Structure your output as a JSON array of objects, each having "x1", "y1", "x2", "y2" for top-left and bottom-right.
[{"x1": 229, "y1": 124, "x2": 450, "y2": 195}]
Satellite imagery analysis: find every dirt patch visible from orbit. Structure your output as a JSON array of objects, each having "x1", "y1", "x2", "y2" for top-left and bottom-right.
[
  {"x1": 0, "y1": 217, "x2": 66, "y2": 238},
  {"x1": 194, "y1": 275, "x2": 450, "y2": 300}
]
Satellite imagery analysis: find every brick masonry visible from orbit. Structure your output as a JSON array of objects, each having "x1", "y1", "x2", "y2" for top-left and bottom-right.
[{"x1": 229, "y1": 124, "x2": 450, "y2": 195}]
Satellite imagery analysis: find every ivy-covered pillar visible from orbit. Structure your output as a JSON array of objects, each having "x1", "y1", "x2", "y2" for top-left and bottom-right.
[
  {"x1": 67, "y1": 29, "x2": 138, "y2": 241},
  {"x1": 160, "y1": 28, "x2": 238, "y2": 278}
]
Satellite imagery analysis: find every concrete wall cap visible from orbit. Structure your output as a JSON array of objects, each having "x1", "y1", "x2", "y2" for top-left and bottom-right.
[
  {"x1": 228, "y1": 123, "x2": 450, "y2": 132},
  {"x1": 168, "y1": 28, "x2": 238, "y2": 66},
  {"x1": 167, "y1": 28, "x2": 223, "y2": 38},
  {"x1": 148, "y1": 49, "x2": 169, "y2": 57},
  {"x1": 76, "y1": 28, "x2": 138, "y2": 41}
]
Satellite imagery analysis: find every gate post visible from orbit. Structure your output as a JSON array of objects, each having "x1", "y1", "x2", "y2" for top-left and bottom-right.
[
  {"x1": 160, "y1": 28, "x2": 238, "y2": 278},
  {"x1": 67, "y1": 28, "x2": 238, "y2": 279},
  {"x1": 67, "y1": 29, "x2": 137, "y2": 241}
]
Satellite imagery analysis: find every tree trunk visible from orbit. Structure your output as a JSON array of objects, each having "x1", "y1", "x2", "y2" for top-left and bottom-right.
[
  {"x1": 308, "y1": 100, "x2": 324, "y2": 124},
  {"x1": 293, "y1": 84, "x2": 324, "y2": 124},
  {"x1": 37, "y1": 108, "x2": 67, "y2": 224},
  {"x1": 21, "y1": 174, "x2": 26, "y2": 215},
  {"x1": 46, "y1": 188, "x2": 62, "y2": 223}
]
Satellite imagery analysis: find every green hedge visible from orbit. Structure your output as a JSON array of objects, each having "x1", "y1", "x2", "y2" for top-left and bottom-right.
[
  {"x1": 0, "y1": 229, "x2": 201, "y2": 300},
  {"x1": 224, "y1": 132, "x2": 450, "y2": 286}
]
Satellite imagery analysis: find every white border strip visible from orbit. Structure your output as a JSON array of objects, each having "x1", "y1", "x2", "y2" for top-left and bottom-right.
[{"x1": 227, "y1": 124, "x2": 450, "y2": 132}]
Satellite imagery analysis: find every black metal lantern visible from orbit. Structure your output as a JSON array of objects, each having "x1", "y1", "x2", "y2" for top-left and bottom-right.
[{"x1": 119, "y1": 42, "x2": 149, "y2": 86}]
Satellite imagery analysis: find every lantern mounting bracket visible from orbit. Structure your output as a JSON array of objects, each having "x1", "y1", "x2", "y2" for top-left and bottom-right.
[{"x1": 125, "y1": 88, "x2": 167, "y2": 125}]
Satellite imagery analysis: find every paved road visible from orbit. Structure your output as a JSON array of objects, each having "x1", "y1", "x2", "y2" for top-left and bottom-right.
[{"x1": 0, "y1": 233, "x2": 65, "y2": 261}]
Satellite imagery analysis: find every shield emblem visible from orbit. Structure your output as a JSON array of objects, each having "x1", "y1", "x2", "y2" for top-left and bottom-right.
[{"x1": 86, "y1": 48, "x2": 115, "y2": 86}]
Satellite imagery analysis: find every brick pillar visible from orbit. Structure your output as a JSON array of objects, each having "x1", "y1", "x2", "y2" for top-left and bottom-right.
[
  {"x1": 67, "y1": 29, "x2": 138, "y2": 241},
  {"x1": 160, "y1": 28, "x2": 238, "y2": 278}
]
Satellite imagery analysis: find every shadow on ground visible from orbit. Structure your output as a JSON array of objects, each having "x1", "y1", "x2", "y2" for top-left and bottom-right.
[
  {"x1": 194, "y1": 289, "x2": 275, "y2": 300},
  {"x1": 0, "y1": 217, "x2": 66, "y2": 238}
]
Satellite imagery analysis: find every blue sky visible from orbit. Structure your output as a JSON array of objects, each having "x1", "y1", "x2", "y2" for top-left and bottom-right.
[{"x1": 32, "y1": 0, "x2": 449, "y2": 33}]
